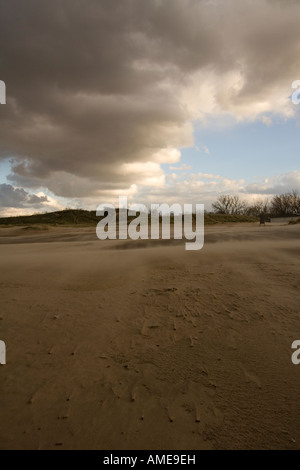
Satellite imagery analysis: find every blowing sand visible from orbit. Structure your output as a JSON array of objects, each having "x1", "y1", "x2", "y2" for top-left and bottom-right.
[{"x1": 0, "y1": 222, "x2": 299, "y2": 450}]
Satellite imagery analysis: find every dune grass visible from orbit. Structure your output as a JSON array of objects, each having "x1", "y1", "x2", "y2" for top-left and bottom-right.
[
  {"x1": 203, "y1": 213, "x2": 258, "y2": 224},
  {"x1": 0, "y1": 209, "x2": 259, "y2": 227}
]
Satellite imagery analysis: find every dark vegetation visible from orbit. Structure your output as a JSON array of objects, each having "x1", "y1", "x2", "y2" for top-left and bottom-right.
[
  {"x1": 1, "y1": 190, "x2": 299, "y2": 227},
  {"x1": 212, "y1": 190, "x2": 300, "y2": 217},
  {"x1": 0, "y1": 208, "x2": 258, "y2": 226}
]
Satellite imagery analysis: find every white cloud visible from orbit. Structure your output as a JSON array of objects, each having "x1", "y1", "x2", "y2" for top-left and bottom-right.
[
  {"x1": 121, "y1": 161, "x2": 165, "y2": 187},
  {"x1": 169, "y1": 164, "x2": 192, "y2": 171},
  {"x1": 108, "y1": 170, "x2": 300, "y2": 211},
  {"x1": 195, "y1": 144, "x2": 210, "y2": 155},
  {"x1": 151, "y1": 148, "x2": 182, "y2": 164},
  {"x1": 261, "y1": 116, "x2": 273, "y2": 127},
  {"x1": 243, "y1": 170, "x2": 300, "y2": 195}
]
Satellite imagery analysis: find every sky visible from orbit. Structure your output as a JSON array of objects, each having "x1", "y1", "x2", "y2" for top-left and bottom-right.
[{"x1": 0, "y1": 0, "x2": 300, "y2": 216}]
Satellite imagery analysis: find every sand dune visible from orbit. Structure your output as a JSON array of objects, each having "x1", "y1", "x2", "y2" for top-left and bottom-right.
[{"x1": 0, "y1": 222, "x2": 299, "y2": 449}]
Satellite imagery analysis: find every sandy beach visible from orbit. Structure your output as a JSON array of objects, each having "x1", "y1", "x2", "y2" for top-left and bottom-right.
[{"x1": 0, "y1": 222, "x2": 299, "y2": 450}]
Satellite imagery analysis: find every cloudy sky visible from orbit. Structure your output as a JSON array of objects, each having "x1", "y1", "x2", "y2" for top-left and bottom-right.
[{"x1": 0, "y1": 0, "x2": 300, "y2": 216}]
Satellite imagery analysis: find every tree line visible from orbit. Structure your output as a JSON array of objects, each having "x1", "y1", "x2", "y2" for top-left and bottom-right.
[{"x1": 211, "y1": 190, "x2": 300, "y2": 217}]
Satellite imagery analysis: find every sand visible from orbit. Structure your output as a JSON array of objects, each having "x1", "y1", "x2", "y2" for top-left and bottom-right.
[{"x1": 0, "y1": 222, "x2": 299, "y2": 450}]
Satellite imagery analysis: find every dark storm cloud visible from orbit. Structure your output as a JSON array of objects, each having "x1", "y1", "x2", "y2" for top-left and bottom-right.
[
  {"x1": 0, "y1": 0, "x2": 300, "y2": 198},
  {"x1": 0, "y1": 183, "x2": 48, "y2": 208}
]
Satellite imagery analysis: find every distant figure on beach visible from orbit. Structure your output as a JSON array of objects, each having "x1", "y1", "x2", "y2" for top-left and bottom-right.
[
  {"x1": 260, "y1": 215, "x2": 265, "y2": 226},
  {"x1": 260, "y1": 215, "x2": 271, "y2": 225}
]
